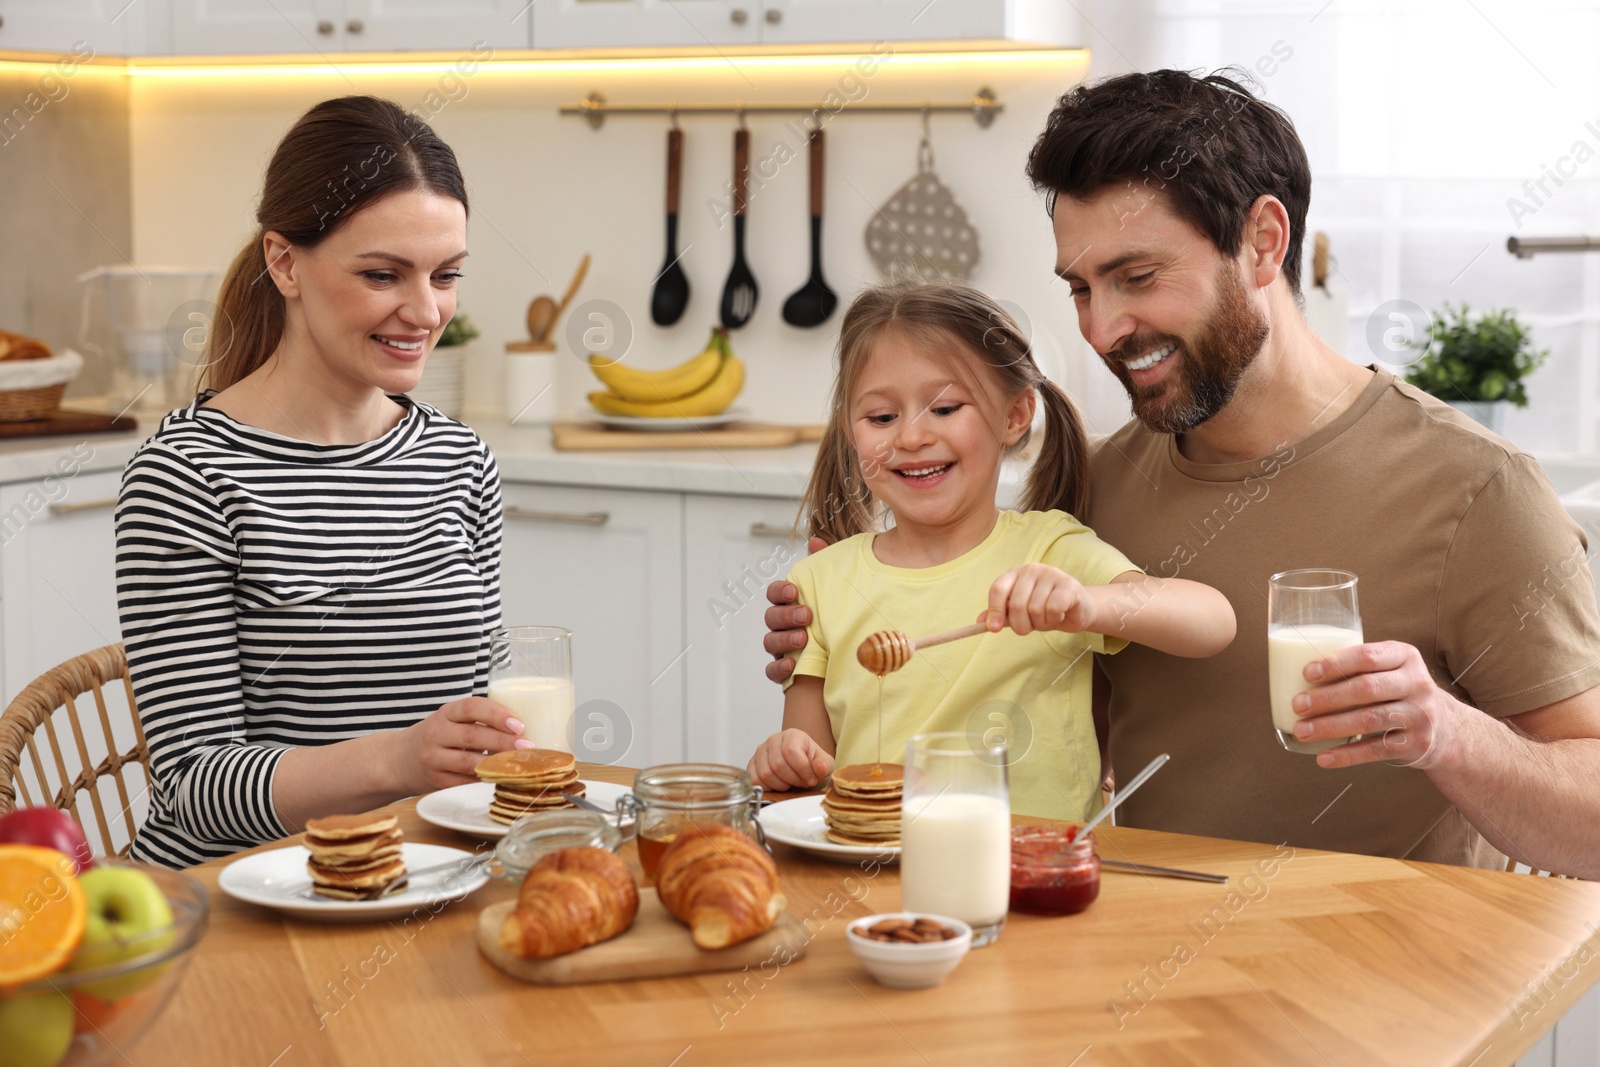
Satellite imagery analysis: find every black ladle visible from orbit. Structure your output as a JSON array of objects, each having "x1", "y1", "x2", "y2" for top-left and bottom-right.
[
  {"x1": 651, "y1": 126, "x2": 690, "y2": 326},
  {"x1": 782, "y1": 127, "x2": 838, "y2": 328},
  {"x1": 719, "y1": 126, "x2": 759, "y2": 329}
]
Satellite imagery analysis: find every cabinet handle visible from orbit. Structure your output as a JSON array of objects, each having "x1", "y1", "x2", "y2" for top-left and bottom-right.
[
  {"x1": 729, "y1": 8, "x2": 748, "y2": 24},
  {"x1": 50, "y1": 498, "x2": 118, "y2": 516},
  {"x1": 346, "y1": 19, "x2": 364, "y2": 33},
  {"x1": 316, "y1": 19, "x2": 335, "y2": 34},
  {"x1": 504, "y1": 506, "x2": 610, "y2": 527},
  {"x1": 765, "y1": 8, "x2": 782, "y2": 23},
  {"x1": 749, "y1": 523, "x2": 801, "y2": 540}
]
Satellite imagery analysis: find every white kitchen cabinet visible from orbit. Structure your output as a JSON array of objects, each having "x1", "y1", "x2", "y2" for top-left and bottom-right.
[
  {"x1": 760, "y1": 0, "x2": 1079, "y2": 47},
  {"x1": 0, "y1": 0, "x2": 128, "y2": 54},
  {"x1": 532, "y1": 0, "x2": 758, "y2": 50},
  {"x1": 172, "y1": 0, "x2": 337, "y2": 55},
  {"x1": 172, "y1": 0, "x2": 528, "y2": 55},
  {"x1": 340, "y1": 0, "x2": 530, "y2": 52},
  {"x1": 0, "y1": 470, "x2": 122, "y2": 705},
  {"x1": 682, "y1": 494, "x2": 802, "y2": 765},
  {"x1": 533, "y1": 0, "x2": 1077, "y2": 49},
  {"x1": 498, "y1": 482, "x2": 684, "y2": 766}
]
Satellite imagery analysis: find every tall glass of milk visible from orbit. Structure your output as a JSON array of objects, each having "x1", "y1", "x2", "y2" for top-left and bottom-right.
[
  {"x1": 487, "y1": 626, "x2": 575, "y2": 752},
  {"x1": 1267, "y1": 570, "x2": 1363, "y2": 754},
  {"x1": 900, "y1": 732, "x2": 1011, "y2": 947}
]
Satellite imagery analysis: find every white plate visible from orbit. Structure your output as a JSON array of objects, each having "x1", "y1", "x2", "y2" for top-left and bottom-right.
[
  {"x1": 758, "y1": 794, "x2": 901, "y2": 865},
  {"x1": 415, "y1": 779, "x2": 632, "y2": 840},
  {"x1": 218, "y1": 843, "x2": 489, "y2": 922},
  {"x1": 591, "y1": 407, "x2": 747, "y2": 432}
]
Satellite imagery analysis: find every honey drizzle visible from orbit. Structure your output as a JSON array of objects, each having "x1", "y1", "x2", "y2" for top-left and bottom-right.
[{"x1": 874, "y1": 674, "x2": 884, "y2": 771}]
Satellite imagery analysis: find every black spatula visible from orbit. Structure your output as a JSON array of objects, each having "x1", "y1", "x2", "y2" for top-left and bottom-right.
[
  {"x1": 651, "y1": 127, "x2": 690, "y2": 326},
  {"x1": 719, "y1": 127, "x2": 759, "y2": 329}
]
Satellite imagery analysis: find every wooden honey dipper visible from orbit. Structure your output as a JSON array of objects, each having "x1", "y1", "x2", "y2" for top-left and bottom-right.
[{"x1": 856, "y1": 621, "x2": 992, "y2": 676}]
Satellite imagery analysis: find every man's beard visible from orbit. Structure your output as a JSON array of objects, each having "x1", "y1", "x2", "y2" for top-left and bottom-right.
[{"x1": 1104, "y1": 264, "x2": 1270, "y2": 435}]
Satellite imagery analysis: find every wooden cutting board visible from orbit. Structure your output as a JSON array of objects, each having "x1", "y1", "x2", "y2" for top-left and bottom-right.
[
  {"x1": 0, "y1": 409, "x2": 137, "y2": 438},
  {"x1": 551, "y1": 421, "x2": 825, "y2": 451},
  {"x1": 476, "y1": 890, "x2": 809, "y2": 985}
]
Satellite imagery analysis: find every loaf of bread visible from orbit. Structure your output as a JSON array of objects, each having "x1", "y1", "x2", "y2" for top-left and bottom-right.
[
  {"x1": 497, "y1": 846, "x2": 639, "y2": 959},
  {"x1": 0, "y1": 330, "x2": 51, "y2": 361},
  {"x1": 656, "y1": 826, "x2": 786, "y2": 950}
]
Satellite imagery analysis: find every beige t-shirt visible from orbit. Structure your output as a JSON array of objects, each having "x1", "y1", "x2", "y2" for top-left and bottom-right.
[{"x1": 1086, "y1": 368, "x2": 1600, "y2": 868}]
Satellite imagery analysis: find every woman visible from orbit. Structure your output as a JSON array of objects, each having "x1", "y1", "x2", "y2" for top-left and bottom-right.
[{"x1": 115, "y1": 96, "x2": 527, "y2": 868}]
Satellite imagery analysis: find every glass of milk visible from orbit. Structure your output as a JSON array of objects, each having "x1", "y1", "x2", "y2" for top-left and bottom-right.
[
  {"x1": 900, "y1": 732, "x2": 1011, "y2": 947},
  {"x1": 1267, "y1": 570, "x2": 1363, "y2": 754},
  {"x1": 487, "y1": 626, "x2": 576, "y2": 752}
]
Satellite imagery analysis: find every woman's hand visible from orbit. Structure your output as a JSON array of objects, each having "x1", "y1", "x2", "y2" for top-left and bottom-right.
[
  {"x1": 985, "y1": 563, "x2": 1095, "y2": 636},
  {"x1": 390, "y1": 697, "x2": 533, "y2": 794},
  {"x1": 748, "y1": 728, "x2": 834, "y2": 791}
]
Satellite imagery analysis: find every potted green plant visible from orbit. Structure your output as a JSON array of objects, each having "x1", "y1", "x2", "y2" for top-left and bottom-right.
[
  {"x1": 1403, "y1": 302, "x2": 1548, "y2": 432},
  {"x1": 411, "y1": 313, "x2": 480, "y2": 418}
]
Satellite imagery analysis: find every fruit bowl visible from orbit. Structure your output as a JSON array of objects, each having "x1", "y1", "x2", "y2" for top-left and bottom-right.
[{"x1": 1, "y1": 861, "x2": 208, "y2": 1067}]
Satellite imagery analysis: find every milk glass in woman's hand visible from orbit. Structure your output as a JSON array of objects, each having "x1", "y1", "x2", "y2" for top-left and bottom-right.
[
  {"x1": 488, "y1": 626, "x2": 575, "y2": 752},
  {"x1": 1267, "y1": 570, "x2": 1363, "y2": 754}
]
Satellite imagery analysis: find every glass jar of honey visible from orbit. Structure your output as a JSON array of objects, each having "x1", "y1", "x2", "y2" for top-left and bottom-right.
[
  {"x1": 1009, "y1": 824, "x2": 1100, "y2": 915},
  {"x1": 617, "y1": 763, "x2": 764, "y2": 881}
]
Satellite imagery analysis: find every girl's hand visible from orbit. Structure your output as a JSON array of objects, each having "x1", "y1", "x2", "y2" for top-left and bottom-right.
[
  {"x1": 984, "y1": 563, "x2": 1096, "y2": 636},
  {"x1": 391, "y1": 697, "x2": 534, "y2": 794},
  {"x1": 748, "y1": 729, "x2": 834, "y2": 791}
]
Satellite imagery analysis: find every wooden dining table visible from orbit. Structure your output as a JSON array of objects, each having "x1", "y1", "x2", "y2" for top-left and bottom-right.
[{"x1": 134, "y1": 762, "x2": 1600, "y2": 1067}]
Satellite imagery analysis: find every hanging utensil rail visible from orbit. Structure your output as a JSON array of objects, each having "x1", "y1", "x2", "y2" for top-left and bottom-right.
[{"x1": 560, "y1": 88, "x2": 1001, "y2": 129}]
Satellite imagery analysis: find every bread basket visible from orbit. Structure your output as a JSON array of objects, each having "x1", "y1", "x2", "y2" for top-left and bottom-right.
[{"x1": 0, "y1": 349, "x2": 83, "y2": 421}]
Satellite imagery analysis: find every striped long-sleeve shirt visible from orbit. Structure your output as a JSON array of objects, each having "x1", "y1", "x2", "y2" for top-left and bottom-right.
[{"x1": 115, "y1": 393, "x2": 503, "y2": 868}]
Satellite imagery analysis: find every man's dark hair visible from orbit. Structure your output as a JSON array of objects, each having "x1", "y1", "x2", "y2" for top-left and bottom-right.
[{"x1": 1026, "y1": 68, "x2": 1312, "y2": 295}]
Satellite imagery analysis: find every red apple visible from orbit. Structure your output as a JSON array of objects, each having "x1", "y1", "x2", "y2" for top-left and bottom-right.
[{"x1": 0, "y1": 808, "x2": 93, "y2": 874}]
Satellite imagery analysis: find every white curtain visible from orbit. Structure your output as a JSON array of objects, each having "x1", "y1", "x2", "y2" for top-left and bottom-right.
[{"x1": 1081, "y1": 0, "x2": 1600, "y2": 453}]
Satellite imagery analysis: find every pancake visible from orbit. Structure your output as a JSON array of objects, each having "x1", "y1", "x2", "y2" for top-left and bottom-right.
[
  {"x1": 824, "y1": 764, "x2": 902, "y2": 846},
  {"x1": 474, "y1": 748, "x2": 577, "y2": 784},
  {"x1": 305, "y1": 812, "x2": 408, "y2": 899},
  {"x1": 307, "y1": 855, "x2": 409, "y2": 890},
  {"x1": 305, "y1": 826, "x2": 403, "y2": 859},
  {"x1": 488, "y1": 781, "x2": 587, "y2": 824},
  {"x1": 304, "y1": 812, "x2": 400, "y2": 840}
]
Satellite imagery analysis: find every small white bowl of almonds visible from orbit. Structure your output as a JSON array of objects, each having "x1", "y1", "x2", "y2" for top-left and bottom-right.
[{"x1": 845, "y1": 912, "x2": 973, "y2": 989}]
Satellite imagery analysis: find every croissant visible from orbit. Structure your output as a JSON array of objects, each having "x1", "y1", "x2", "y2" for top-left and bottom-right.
[
  {"x1": 497, "y1": 846, "x2": 639, "y2": 959},
  {"x1": 0, "y1": 331, "x2": 50, "y2": 361},
  {"x1": 656, "y1": 826, "x2": 786, "y2": 950}
]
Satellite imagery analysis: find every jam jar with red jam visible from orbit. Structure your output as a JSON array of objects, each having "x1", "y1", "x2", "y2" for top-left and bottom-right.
[{"x1": 1009, "y1": 824, "x2": 1100, "y2": 915}]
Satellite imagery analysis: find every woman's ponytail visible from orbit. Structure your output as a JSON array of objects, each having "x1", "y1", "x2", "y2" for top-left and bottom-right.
[{"x1": 202, "y1": 234, "x2": 283, "y2": 392}]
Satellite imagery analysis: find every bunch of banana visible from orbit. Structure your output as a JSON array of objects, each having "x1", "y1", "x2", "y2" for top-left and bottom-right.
[{"x1": 588, "y1": 326, "x2": 745, "y2": 418}]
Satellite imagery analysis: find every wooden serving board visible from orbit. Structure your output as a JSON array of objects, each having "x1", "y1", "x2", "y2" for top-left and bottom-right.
[
  {"x1": 0, "y1": 409, "x2": 137, "y2": 438},
  {"x1": 476, "y1": 890, "x2": 809, "y2": 985},
  {"x1": 551, "y1": 421, "x2": 825, "y2": 452}
]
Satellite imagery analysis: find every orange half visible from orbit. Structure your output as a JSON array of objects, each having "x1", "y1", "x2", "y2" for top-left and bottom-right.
[{"x1": 0, "y1": 844, "x2": 87, "y2": 987}]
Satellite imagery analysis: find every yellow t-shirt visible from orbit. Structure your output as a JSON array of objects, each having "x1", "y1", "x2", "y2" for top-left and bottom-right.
[{"x1": 784, "y1": 509, "x2": 1139, "y2": 821}]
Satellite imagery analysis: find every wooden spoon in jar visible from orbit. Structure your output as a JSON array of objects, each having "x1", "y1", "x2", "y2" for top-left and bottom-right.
[{"x1": 856, "y1": 621, "x2": 992, "y2": 676}]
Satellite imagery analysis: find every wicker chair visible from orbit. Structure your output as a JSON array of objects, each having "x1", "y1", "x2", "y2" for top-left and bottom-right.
[{"x1": 0, "y1": 642, "x2": 150, "y2": 858}]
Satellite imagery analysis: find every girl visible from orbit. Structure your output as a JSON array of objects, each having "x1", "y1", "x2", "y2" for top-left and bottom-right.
[
  {"x1": 116, "y1": 97, "x2": 528, "y2": 867},
  {"x1": 747, "y1": 281, "x2": 1235, "y2": 821}
]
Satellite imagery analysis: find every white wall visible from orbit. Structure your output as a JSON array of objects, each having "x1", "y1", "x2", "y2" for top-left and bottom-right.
[{"x1": 127, "y1": 51, "x2": 1108, "y2": 430}]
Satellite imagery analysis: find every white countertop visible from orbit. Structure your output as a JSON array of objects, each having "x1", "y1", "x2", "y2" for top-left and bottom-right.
[{"x1": 0, "y1": 407, "x2": 821, "y2": 499}]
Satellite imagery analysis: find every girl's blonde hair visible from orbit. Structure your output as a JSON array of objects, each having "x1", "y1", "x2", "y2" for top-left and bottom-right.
[{"x1": 802, "y1": 279, "x2": 1090, "y2": 544}]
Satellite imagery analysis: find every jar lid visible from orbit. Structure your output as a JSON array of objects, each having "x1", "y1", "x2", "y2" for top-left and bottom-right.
[
  {"x1": 1011, "y1": 824, "x2": 1095, "y2": 867},
  {"x1": 631, "y1": 763, "x2": 754, "y2": 810},
  {"x1": 495, "y1": 809, "x2": 621, "y2": 880}
]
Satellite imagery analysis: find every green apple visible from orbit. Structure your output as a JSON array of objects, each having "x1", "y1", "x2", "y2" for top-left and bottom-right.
[
  {"x1": 0, "y1": 990, "x2": 75, "y2": 1067},
  {"x1": 66, "y1": 867, "x2": 174, "y2": 1001}
]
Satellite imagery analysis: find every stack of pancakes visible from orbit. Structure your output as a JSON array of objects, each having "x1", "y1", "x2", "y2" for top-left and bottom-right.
[
  {"x1": 304, "y1": 813, "x2": 408, "y2": 900},
  {"x1": 476, "y1": 748, "x2": 586, "y2": 824},
  {"x1": 822, "y1": 763, "x2": 904, "y2": 847}
]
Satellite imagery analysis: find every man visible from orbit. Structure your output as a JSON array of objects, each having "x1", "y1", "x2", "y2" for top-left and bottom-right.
[{"x1": 765, "y1": 69, "x2": 1600, "y2": 877}]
